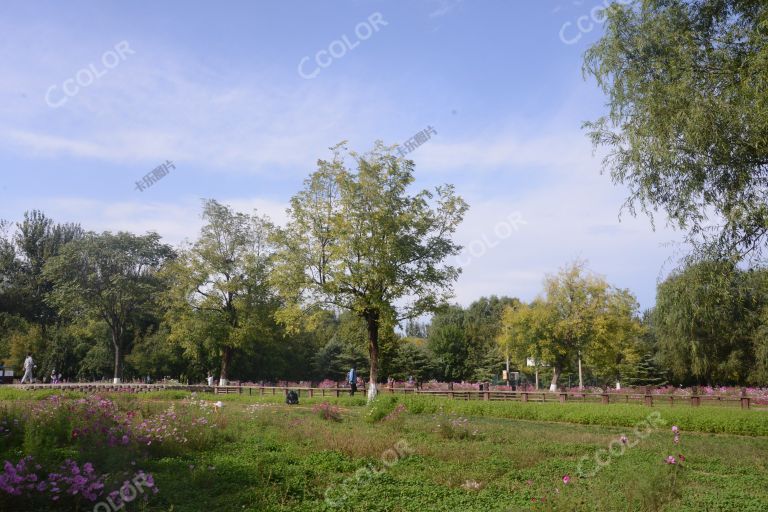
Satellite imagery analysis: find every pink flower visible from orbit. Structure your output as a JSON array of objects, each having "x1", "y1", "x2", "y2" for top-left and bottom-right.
[
  {"x1": 562, "y1": 475, "x2": 570, "y2": 485},
  {"x1": 671, "y1": 426, "x2": 679, "y2": 434},
  {"x1": 620, "y1": 435, "x2": 628, "y2": 445},
  {"x1": 678, "y1": 454, "x2": 686, "y2": 462},
  {"x1": 665, "y1": 455, "x2": 676, "y2": 465}
]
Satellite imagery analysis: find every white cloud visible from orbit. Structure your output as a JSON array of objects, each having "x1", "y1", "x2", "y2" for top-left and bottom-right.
[
  {"x1": 0, "y1": 26, "x2": 394, "y2": 173},
  {"x1": 414, "y1": 128, "x2": 597, "y2": 176},
  {"x1": 16, "y1": 197, "x2": 289, "y2": 248},
  {"x1": 429, "y1": 0, "x2": 463, "y2": 18},
  {"x1": 447, "y1": 175, "x2": 683, "y2": 309}
]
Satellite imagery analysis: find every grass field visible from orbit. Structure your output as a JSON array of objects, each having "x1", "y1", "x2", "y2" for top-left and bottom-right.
[{"x1": 1, "y1": 391, "x2": 767, "y2": 511}]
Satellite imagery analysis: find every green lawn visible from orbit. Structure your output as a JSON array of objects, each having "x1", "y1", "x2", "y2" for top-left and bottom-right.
[{"x1": 2, "y1": 392, "x2": 768, "y2": 511}]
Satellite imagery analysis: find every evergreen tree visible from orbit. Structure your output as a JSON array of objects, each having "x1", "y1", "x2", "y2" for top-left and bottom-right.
[{"x1": 628, "y1": 353, "x2": 668, "y2": 387}]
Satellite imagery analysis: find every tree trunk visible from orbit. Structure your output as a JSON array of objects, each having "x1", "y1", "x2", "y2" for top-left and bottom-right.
[
  {"x1": 535, "y1": 367, "x2": 539, "y2": 390},
  {"x1": 549, "y1": 366, "x2": 560, "y2": 392},
  {"x1": 219, "y1": 346, "x2": 232, "y2": 385},
  {"x1": 365, "y1": 312, "x2": 379, "y2": 402},
  {"x1": 578, "y1": 353, "x2": 584, "y2": 390},
  {"x1": 111, "y1": 328, "x2": 121, "y2": 381}
]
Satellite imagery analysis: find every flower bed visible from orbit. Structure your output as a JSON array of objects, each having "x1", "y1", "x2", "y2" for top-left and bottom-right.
[{"x1": 0, "y1": 394, "x2": 222, "y2": 510}]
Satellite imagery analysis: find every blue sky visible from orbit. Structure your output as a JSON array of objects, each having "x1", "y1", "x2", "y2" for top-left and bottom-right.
[{"x1": 0, "y1": 0, "x2": 682, "y2": 310}]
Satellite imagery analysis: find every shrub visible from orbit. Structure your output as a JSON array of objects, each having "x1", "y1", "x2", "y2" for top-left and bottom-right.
[{"x1": 312, "y1": 402, "x2": 342, "y2": 422}]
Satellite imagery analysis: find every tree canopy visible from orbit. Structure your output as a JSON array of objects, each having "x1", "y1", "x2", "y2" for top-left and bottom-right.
[
  {"x1": 43, "y1": 231, "x2": 173, "y2": 380},
  {"x1": 272, "y1": 141, "x2": 467, "y2": 400},
  {"x1": 584, "y1": 0, "x2": 768, "y2": 260}
]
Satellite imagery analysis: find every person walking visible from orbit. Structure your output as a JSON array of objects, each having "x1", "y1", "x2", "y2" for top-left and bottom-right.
[
  {"x1": 347, "y1": 366, "x2": 357, "y2": 396},
  {"x1": 21, "y1": 353, "x2": 35, "y2": 383}
]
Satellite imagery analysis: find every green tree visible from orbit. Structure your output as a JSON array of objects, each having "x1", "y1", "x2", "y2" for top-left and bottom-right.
[
  {"x1": 464, "y1": 296, "x2": 519, "y2": 381},
  {"x1": 585, "y1": 286, "x2": 643, "y2": 388},
  {"x1": 164, "y1": 200, "x2": 278, "y2": 384},
  {"x1": 543, "y1": 262, "x2": 607, "y2": 390},
  {"x1": 272, "y1": 142, "x2": 467, "y2": 400},
  {"x1": 44, "y1": 232, "x2": 173, "y2": 381},
  {"x1": 498, "y1": 300, "x2": 555, "y2": 390},
  {"x1": 654, "y1": 259, "x2": 767, "y2": 384},
  {"x1": 428, "y1": 306, "x2": 469, "y2": 382},
  {"x1": 500, "y1": 262, "x2": 642, "y2": 391},
  {"x1": 584, "y1": 0, "x2": 768, "y2": 259},
  {"x1": 390, "y1": 341, "x2": 436, "y2": 384},
  {"x1": 628, "y1": 352, "x2": 668, "y2": 387}
]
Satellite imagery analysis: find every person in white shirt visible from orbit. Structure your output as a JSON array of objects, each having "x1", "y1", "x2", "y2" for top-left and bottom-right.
[{"x1": 21, "y1": 353, "x2": 35, "y2": 383}]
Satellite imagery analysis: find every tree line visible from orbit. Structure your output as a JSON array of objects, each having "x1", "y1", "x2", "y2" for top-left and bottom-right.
[{"x1": 2, "y1": 205, "x2": 767, "y2": 390}]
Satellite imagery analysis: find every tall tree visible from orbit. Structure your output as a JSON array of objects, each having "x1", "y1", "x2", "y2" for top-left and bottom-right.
[
  {"x1": 8, "y1": 211, "x2": 82, "y2": 327},
  {"x1": 44, "y1": 231, "x2": 173, "y2": 381},
  {"x1": 501, "y1": 262, "x2": 642, "y2": 391},
  {"x1": 584, "y1": 0, "x2": 768, "y2": 260},
  {"x1": 428, "y1": 305, "x2": 470, "y2": 382},
  {"x1": 464, "y1": 296, "x2": 519, "y2": 380},
  {"x1": 585, "y1": 285, "x2": 643, "y2": 388},
  {"x1": 543, "y1": 261, "x2": 607, "y2": 390},
  {"x1": 272, "y1": 142, "x2": 467, "y2": 400},
  {"x1": 498, "y1": 300, "x2": 555, "y2": 390},
  {"x1": 0, "y1": 220, "x2": 19, "y2": 316},
  {"x1": 164, "y1": 200, "x2": 277, "y2": 385},
  {"x1": 654, "y1": 259, "x2": 767, "y2": 384}
]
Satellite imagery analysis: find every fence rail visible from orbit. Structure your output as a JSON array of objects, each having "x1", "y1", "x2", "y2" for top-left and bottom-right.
[
  {"x1": 5, "y1": 383, "x2": 759, "y2": 409},
  {"x1": 213, "y1": 384, "x2": 758, "y2": 409}
]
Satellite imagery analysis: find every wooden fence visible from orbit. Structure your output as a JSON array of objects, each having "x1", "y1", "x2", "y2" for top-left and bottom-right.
[
  {"x1": 6, "y1": 382, "x2": 758, "y2": 409},
  {"x1": 213, "y1": 384, "x2": 758, "y2": 410}
]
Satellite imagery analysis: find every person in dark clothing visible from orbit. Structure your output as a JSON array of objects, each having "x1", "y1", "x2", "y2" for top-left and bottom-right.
[{"x1": 348, "y1": 367, "x2": 357, "y2": 396}]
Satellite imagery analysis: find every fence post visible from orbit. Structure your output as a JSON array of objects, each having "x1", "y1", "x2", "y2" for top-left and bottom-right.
[
  {"x1": 308, "y1": 388, "x2": 313, "y2": 398},
  {"x1": 642, "y1": 386, "x2": 652, "y2": 407},
  {"x1": 740, "y1": 387, "x2": 750, "y2": 410},
  {"x1": 335, "y1": 382, "x2": 340, "y2": 398},
  {"x1": 559, "y1": 392, "x2": 567, "y2": 404},
  {"x1": 521, "y1": 392, "x2": 528, "y2": 403},
  {"x1": 690, "y1": 386, "x2": 700, "y2": 407},
  {"x1": 601, "y1": 393, "x2": 609, "y2": 405}
]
